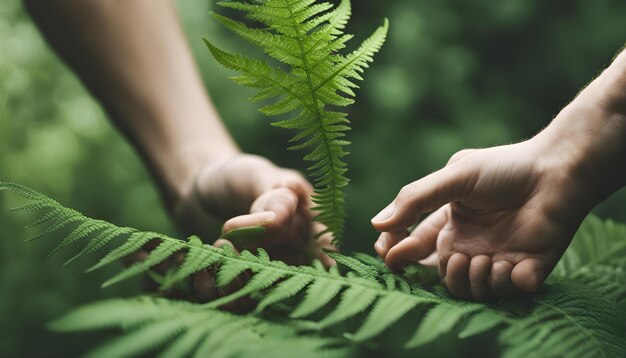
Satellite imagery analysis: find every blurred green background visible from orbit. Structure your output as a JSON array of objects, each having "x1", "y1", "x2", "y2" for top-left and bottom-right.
[{"x1": 1, "y1": 0, "x2": 625, "y2": 356}]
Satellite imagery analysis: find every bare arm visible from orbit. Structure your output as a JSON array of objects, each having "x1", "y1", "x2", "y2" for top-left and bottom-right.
[
  {"x1": 24, "y1": 0, "x2": 333, "y2": 274},
  {"x1": 23, "y1": 0, "x2": 239, "y2": 206},
  {"x1": 372, "y1": 49, "x2": 626, "y2": 301}
]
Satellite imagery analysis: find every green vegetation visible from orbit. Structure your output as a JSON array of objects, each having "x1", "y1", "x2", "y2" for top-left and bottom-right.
[
  {"x1": 205, "y1": 0, "x2": 388, "y2": 244},
  {"x1": 2, "y1": 0, "x2": 626, "y2": 357},
  {"x1": 2, "y1": 182, "x2": 626, "y2": 357}
]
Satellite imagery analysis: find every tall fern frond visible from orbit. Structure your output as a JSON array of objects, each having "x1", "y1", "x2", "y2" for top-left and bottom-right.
[{"x1": 204, "y1": 0, "x2": 388, "y2": 244}]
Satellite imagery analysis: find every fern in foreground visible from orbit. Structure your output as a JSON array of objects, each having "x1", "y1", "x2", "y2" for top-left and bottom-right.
[
  {"x1": 205, "y1": 0, "x2": 388, "y2": 244},
  {"x1": 48, "y1": 297, "x2": 350, "y2": 358},
  {"x1": 3, "y1": 182, "x2": 626, "y2": 357}
]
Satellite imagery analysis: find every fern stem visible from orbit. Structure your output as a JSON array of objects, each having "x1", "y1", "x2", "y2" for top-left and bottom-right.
[{"x1": 282, "y1": 0, "x2": 343, "y2": 242}]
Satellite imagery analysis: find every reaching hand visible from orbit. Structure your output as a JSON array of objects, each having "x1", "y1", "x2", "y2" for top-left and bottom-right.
[
  {"x1": 184, "y1": 154, "x2": 334, "y2": 265},
  {"x1": 371, "y1": 48, "x2": 626, "y2": 301},
  {"x1": 371, "y1": 138, "x2": 608, "y2": 301},
  {"x1": 170, "y1": 154, "x2": 334, "y2": 307}
]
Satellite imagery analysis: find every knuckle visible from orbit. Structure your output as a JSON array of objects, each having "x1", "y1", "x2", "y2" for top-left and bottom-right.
[
  {"x1": 448, "y1": 149, "x2": 475, "y2": 165},
  {"x1": 396, "y1": 185, "x2": 413, "y2": 202}
]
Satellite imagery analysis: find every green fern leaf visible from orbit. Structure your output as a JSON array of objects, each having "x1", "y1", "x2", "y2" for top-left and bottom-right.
[
  {"x1": 87, "y1": 231, "x2": 158, "y2": 272},
  {"x1": 351, "y1": 292, "x2": 425, "y2": 341},
  {"x1": 290, "y1": 278, "x2": 343, "y2": 318},
  {"x1": 161, "y1": 236, "x2": 221, "y2": 289},
  {"x1": 318, "y1": 286, "x2": 378, "y2": 328},
  {"x1": 256, "y1": 274, "x2": 314, "y2": 312},
  {"x1": 205, "y1": 0, "x2": 388, "y2": 244},
  {"x1": 554, "y1": 215, "x2": 626, "y2": 278},
  {"x1": 193, "y1": 316, "x2": 255, "y2": 358},
  {"x1": 457, "y1": 310, "x2": 505, "y2": 339},
  {"x1": 327, "y1": 252, "x2": 378, "y2": 279},
  {"x1": 216, "y1": 259, "x2": 251, "y2": 287},
  {"x1": 47, "y1": 297, "x2": 166, "y2": 332},
  {"x1": 157, "y1": 325, "x2": 209, "y2": 358},
  {"x1": 8, "y1": 183, "x2": 626, "y2": 357},
  {"x1": 64, "y1": 226, "x2": 136, "y2": 265},
  {"x1": 86, "y1": 318, "x2": 189, "y2": 358},
  {"x1": 500, "y1": 282, "x2": 626, "y2": 358},
  {"x1": 207, "y1": 268, "x2": 288, "y2": 308},
  {"x1": 405, "y1": 302, "x2": 483, "y2": 348},
  {"x1": 24, "y1": 209, "x2": 62, "y2": 228},
  {"x1": 102, "y1": 239, "x2": 187, "y2": 287},
  {"x1": 49, "y1": 219, "x2": 109, "y2": 256}
]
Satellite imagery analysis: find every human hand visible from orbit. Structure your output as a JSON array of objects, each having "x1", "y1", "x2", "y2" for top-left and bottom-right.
[
  {"x1": 371, "y1": 121, "x2": 623, "y2": 300},
  {"x1": 371, "y1": 48, "x2": 626, "y2": 301},
  {"x1": 172, "y1": 154, "x2": 334, "y2": 305},
  {"x1": 178, "y1": 154, "x2": 333, "y2": 263}
]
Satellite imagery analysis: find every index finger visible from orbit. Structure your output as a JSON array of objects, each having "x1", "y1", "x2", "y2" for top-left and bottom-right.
[{"x1": 371, "y1": 162, "x2": 478, "y2": 232}]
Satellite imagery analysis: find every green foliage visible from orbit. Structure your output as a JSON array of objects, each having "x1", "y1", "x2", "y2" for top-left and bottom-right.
[
  {"x1": 204, "y1": 0, "x2": 388, "y2": 244},
  {"x1": 48, "y1": 297, "x2": 349, "y2": 358},
  {"x1": 3, "y1": 182, "x2": 626, "y2": 357},
  {"x1": 4, "y1": 1, "x2": 626, "y2": 357}
]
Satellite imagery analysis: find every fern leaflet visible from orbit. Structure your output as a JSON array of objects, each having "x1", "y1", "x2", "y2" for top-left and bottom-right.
[{"x1": 205, "y1": 0, "x2": 388, "y2": 244}]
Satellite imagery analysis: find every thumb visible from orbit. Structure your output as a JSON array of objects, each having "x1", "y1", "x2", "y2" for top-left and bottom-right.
[{"x1": 371, "y1": 161, "x2": 478, "y2": 232}]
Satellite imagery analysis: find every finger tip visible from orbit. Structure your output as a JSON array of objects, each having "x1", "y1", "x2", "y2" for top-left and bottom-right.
[
  {"x1": 374, "y1": 241, "x2": 387, "y2": 259},
  {"x1": 511, "y1": 260, "x2": 545, "y2": 293},
  {"x1": 383, "y1": 251, "x2": 399, "y2": 270},
  {"x1": 214, "y1": 239, "x2": 236, "y2": 252},
  {"x1": 370, "y1": 218, "x2": 389, "y2": 231}
]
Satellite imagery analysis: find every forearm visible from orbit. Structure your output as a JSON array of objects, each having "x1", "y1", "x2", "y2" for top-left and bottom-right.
[
  {"x1": 534, "y1": 49, "x2": 626, "y2": 206},
  {"x1": 24, "y1": 0, "x2": 239, "y2": 205}
]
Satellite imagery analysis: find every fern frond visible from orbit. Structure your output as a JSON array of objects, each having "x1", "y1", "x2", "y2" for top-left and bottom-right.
[
  {"x1": 327, "y1": 252, "x2": 378, "y2": 279},
  {"x1": 256, "y1": 274, "x2": 314, "y2": 312},
  {"x1": 5, "y1": 184, "x2": 626, "y2": 357},
  {"x1": 405, "y1": 302, "x2": 484, "y2": 348},
  {"x1": 573, "y1": 266, "x2": 626, "y2": 305},
  {"x1": 457, "y1": 310, "x2": 506, "y2": 339},
  {"x1": 160, "y1": 236, "x2": 220, "y2": 290},
  {"x1": 500, "y1": 282, "x2": 626, "y2": 358},
  {"x1": 205, "y1": 0, "x2": 388, "y2": 244},
  {"x1": 317, "y1": 285, "x2": 379, "y2": 328},
  {"x1": 50, "y1": 296, "x2": 350, "y2": 358},
  {"x1": 350, "y1": 291, "x2": 423, "y2": 341},
  {"x1": 87, "y1": 231, "x2": 159, "y2": 272},
  {"x1": 553, "y1": 215, "x2": 626, "y2": 278},
  {"x1": 102, "y1": 239, "x2": 187, "y2": 288},
  {"x1": 290, "y1": 277, "x2": 344, "y2": 318}
]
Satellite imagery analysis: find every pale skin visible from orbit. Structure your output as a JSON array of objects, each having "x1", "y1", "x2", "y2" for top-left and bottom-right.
[
  {"x1": 372, "y1": 49, "x2": 626, "y2": 301},
  {"x1": 23, "y1": 0, "x2": 333, "y2": 303}
]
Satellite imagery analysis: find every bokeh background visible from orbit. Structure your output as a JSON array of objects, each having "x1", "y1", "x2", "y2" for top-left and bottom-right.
[{"x1": 1, "y1": 0, "x2": 625, "y2": 356}]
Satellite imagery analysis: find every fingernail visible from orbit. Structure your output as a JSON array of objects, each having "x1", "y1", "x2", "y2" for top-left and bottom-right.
[
  {"x1": 376, "y1": 233, "x2": 389, "y2": 250},
  {"x1": 372, "y1": 204, "x2": 395, "y2": 224}
]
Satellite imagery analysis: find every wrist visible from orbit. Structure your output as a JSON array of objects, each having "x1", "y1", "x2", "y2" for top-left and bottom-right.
[
  {"x1": 125, "y1": 91, "x2": 240, "y2": 207},
  {"x1": 166, "y1": 143, "x2": 240, "y2": 210},
  {"x1": 533, "y1": 98, "x2": 626, "y2": 212}
]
